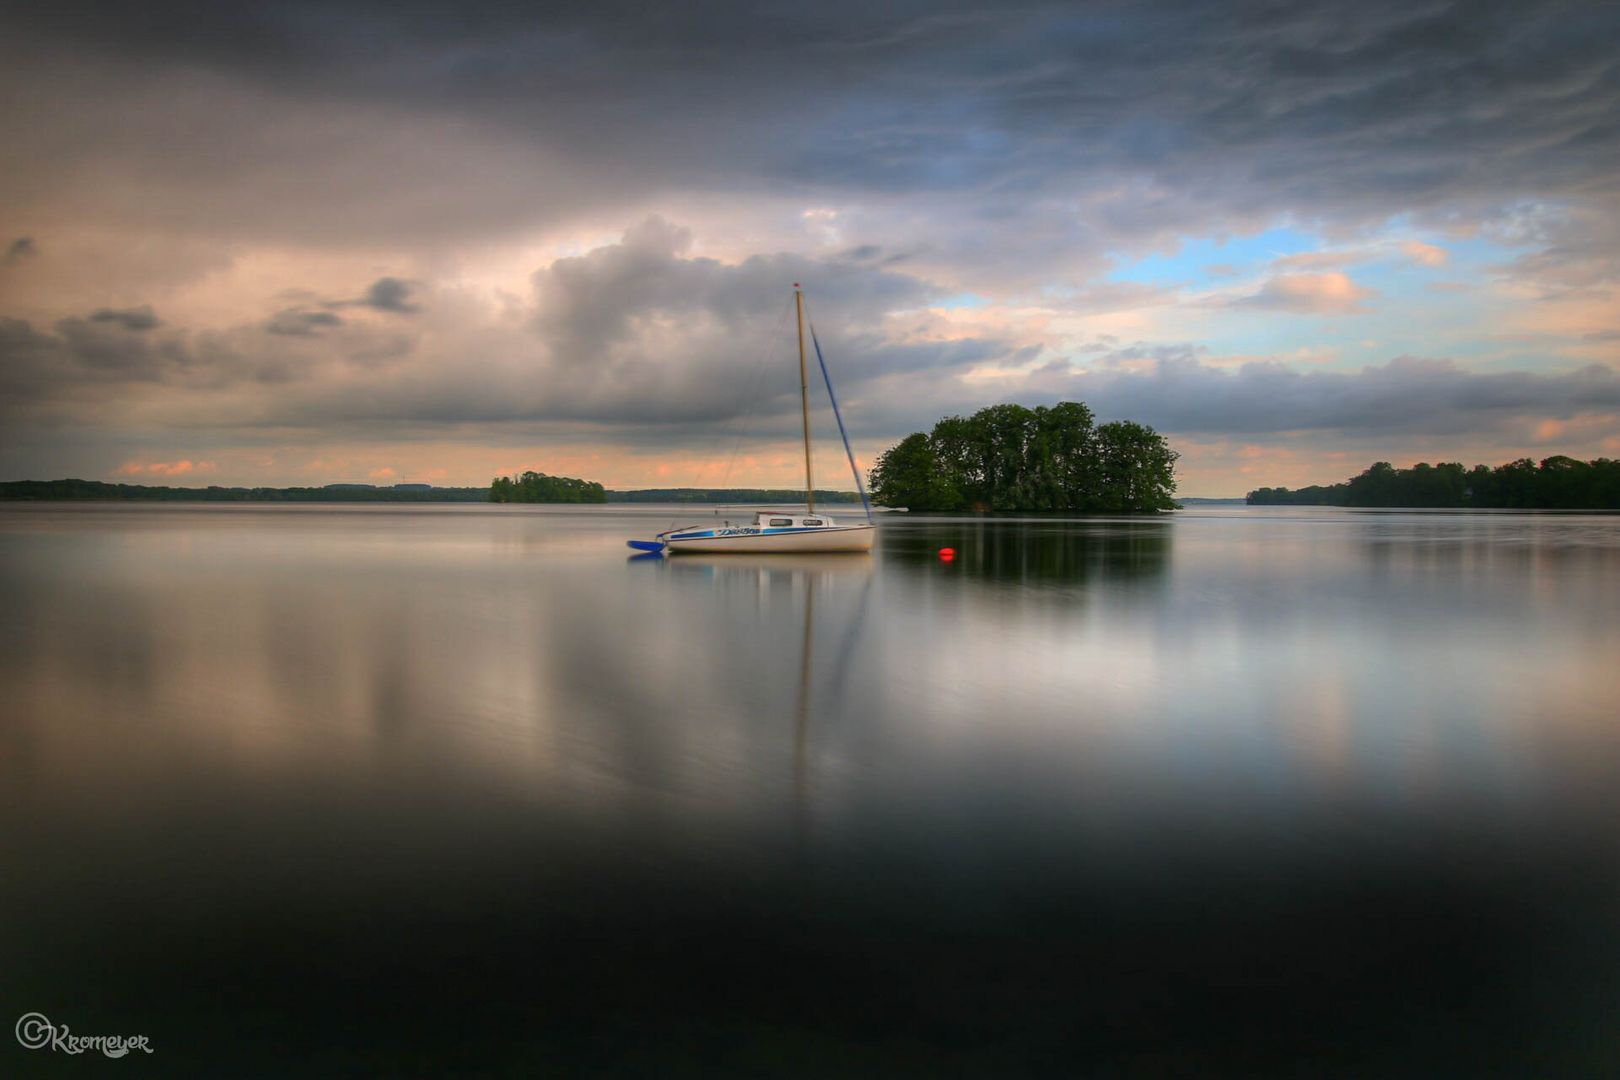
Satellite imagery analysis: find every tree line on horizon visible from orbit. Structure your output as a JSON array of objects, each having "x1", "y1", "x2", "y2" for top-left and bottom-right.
[
  {"x1": 488, "y1": 470, "x2": 607, "y2": 503},
  {"x1": 0, "y1": 477, "x2": 871, "y2": 504},
  {"x1": 868, "y1": 402, "x2": 1178, "y2": 512},
  {"x1": 607, "y1": 488, "x2": 860, "y2": 504},
  {"x1": 0, "y1": 479, "x2": 488, "y2": 502},
  {"x1": 1247, "y1": 457, "x2": 1620, "y2": 509}
]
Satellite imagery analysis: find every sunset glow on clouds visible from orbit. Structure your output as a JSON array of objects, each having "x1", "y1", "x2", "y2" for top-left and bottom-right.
[
  {"x1": 1, "y1": 2, "x2": 1617, "y2": 495},
  {"x1": 114, "y1": 459, "x2": 216, "y2": 478}
]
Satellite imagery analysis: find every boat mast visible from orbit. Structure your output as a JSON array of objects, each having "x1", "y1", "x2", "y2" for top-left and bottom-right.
[{"x1": 794, "y1": 284, "x2": 815, "y2": 514}]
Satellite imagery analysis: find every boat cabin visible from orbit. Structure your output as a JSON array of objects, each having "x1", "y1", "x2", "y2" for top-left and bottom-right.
[{"x1": 750, "y1": 512, "x2": 834, "y2": 529}]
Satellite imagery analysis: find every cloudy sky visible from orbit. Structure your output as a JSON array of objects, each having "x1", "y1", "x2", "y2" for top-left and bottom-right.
[{"x1": 2, "y1": 1, "x2": 1617, "y2": 495}]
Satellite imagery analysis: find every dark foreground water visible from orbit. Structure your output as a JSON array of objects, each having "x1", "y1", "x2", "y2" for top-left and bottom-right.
[{"x1": 2, "y1": 504, "x2": 1618, "y2": 1076}]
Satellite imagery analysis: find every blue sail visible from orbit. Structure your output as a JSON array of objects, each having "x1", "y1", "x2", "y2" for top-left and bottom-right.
[{"x1": 810, "y1": 326, "x2": 873, "y2": 523}]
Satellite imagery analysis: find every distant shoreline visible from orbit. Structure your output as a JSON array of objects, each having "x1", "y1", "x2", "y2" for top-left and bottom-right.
[
  {"x1": 0, "y1": 479, "x2": 490, "y2": 503},
  {"x1": 0, "y1": 479, "x2": 866, "y2": 504},
  {"x1": 1247, "y1": 457, "x2": 1620, "y2": 510}
]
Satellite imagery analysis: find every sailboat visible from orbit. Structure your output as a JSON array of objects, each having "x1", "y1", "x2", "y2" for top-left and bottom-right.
[{"x1": 628, "y1": 285, "x2": 876, "y2": 555}]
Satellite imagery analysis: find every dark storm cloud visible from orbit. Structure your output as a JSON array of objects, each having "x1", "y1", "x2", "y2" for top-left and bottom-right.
[
  {"x1": 532, "y1": 217, "x2": 935, "y2": 371},
  {"x1": 1069, "y1": 353, "x2": 1620, "y2": 439},
  {"x1": 0, "y1": 306, "x2": 322, "y2": 410},
  {"x1": 266, "y1": 309, "x2": 344, "y2": 336},
  {"x1": 89, "y1": 305, "x2": 161, "y2": 331},
  {"x1": 0, "y1": 315, "x2": 178, "y2": 402},
  {"x1": 359, "y1": 277, "x2": 419, "y2": 314},
  {"x1": 3, "y1": 1, "x2": 1615, "y2": 253},
  {"x1": 55, "y1": 316, "x2": 180, "y2": 376},
  {"x1": 3, "y1": 236, "x2": 37, "y2": 266},
  {"x1": 0, "y1": 318, "x2": 58, "y2": 399},
  {"x1": 322, "y1": 278, "x2": 421, "y2": 314},
  {"x1": 374, "y1": 216, "x2": 1008, "y2": 428}
]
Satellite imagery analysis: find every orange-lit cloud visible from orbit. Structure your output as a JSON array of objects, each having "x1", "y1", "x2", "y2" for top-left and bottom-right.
[
  {"x1": 1402, "y1": 241, "x2": 1448, "y2": 266},
  {"x1": 114, "y1": 459, "x2": 216, "y2": 477},
  {"x1": 1528, "y1": 414, "x2": 1620, "y2": 446},
  {"x1": 1236, "y1": 272, "x2": 1375, "y2": 315}
]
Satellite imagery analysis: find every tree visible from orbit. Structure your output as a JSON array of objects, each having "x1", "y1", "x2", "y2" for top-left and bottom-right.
[
  {"x1": 1034, "y1": 401, "x2": 1099, "y2": 510},
  {"x1": 868, "y1": 433, "x2": 963, "y2": 511},
  {"x1": 1094, "y1": 420, "x2": 1179, "y2": 513},
  {"x1": 1493, "y1": 458, "x2": 1539, "y2": 507},
  {"x1": 974, "y1": 403, "x2": 1039, "y2": 510},
  {"x1": 928, "y1": 414, "x2": 984, "y2": 506},
  {"x1": 1538, "y1": 455, "x2": 1589, "y2": 508},
  {"x1": 1344, "y1": 462, "x2": 1397, "y2": 506}
]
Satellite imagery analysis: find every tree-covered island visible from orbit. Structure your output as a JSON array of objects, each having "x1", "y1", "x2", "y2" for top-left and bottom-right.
[
  {"x1": 868, "y1": 402, "x2": 1178, "y2": 512},
  {"x1": 488, "y1": 470, "x2": 608, "y2": 503},
  {"x1": 1248, "y1": 457, "x2": 1620, "y2": 509}
]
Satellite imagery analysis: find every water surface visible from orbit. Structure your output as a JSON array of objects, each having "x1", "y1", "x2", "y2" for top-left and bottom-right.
[{"x1": 3, "y1": 504, "x2": 1618, "y2": 1074}]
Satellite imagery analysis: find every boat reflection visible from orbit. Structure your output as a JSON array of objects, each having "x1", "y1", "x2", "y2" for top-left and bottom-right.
[{"x1": 659, "y1": 554, "x2": 873, "y2": 843}]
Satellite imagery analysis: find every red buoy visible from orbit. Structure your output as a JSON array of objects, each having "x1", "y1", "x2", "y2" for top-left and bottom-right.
[{"x1": 939, "y1": 547, "x2": 956, "y2": 561}]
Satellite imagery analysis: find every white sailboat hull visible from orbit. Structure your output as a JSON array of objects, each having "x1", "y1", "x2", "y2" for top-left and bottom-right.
[{"x1": 664, "y1": 523, "x2": 874, "y2": 554}]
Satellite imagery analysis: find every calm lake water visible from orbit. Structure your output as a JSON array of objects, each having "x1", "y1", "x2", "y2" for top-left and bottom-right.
[{"x1": 3, "y1": 503, "x2": 1619, "y2": 1074}]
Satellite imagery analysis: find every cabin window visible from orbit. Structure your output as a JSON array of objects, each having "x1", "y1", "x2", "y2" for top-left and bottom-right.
[
  {"x1": 804, "y1": 518, "x2": 823, "y2": 526},
  {"x1": 769, "y1": 518, "x2": 793, "y2": 527}
]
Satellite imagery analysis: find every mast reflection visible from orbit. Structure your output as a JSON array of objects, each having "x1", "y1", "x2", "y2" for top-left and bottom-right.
[{"x1": 661, "y1": 554, "x2": 873, "y2": 844}]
